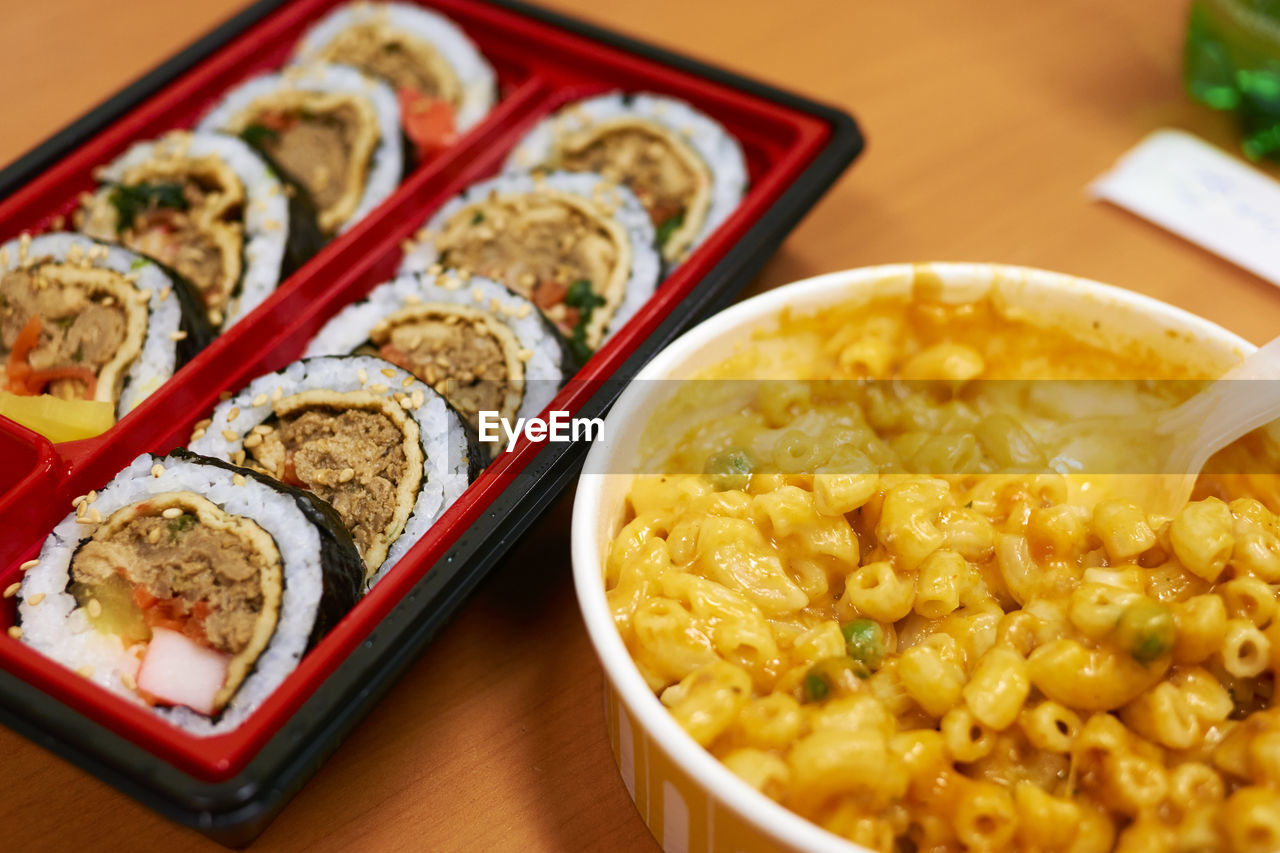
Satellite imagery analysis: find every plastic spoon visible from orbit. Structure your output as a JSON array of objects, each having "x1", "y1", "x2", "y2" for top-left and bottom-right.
[{"x1": 1064, "y1": 335, "x2": 1280, "y2": 517}]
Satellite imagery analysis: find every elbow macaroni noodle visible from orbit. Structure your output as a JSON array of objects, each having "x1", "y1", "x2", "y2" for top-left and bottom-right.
[{"x1": 606, "y1": 294, "x2": 1280, "y2": 851}]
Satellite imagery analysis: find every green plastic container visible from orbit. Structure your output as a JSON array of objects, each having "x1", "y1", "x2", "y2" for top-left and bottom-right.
[{"x1": 1186, "y1": 0, "x2": 1280, "y2": 160}]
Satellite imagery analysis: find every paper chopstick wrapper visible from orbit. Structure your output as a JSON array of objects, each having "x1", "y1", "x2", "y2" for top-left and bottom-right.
[{"x1": 1091, "y1": 129, "x2": 1280, "y2": 286}]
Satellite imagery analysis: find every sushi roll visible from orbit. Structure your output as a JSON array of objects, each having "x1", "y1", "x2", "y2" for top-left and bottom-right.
[
  {"x1": 75, "y1": 130, "x2": 324, "y2": 330},
  {"x1": 292, "y1": 1, "x2": 496, "y2": 156},
  {"x1": 398, "y1": 172, "x2": 659, "y2": 361},
  {"x1": 504, "y1": 92, "x2": 748, "y2": 264},
  {"x1": 0, "y1": 233, "x2": 213, "y2": 417},
  {"x1": 188, "y1": 355, "x2": 478, "y2": 585},
  {"x1": 305, "y1": 272, "x2": 573, "y2": 456},
  {"x1": 15, "y1": 450, "x2": 364, "y2": 734},
  {"x1": 197, "y1": 63, "x2": 403, "y2": 236}
]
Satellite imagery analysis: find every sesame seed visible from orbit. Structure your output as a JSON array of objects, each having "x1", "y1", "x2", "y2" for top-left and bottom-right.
[
  {"x1": 87, "y1": 491, "x2": 97, "y2": 503},
  {"x1": 191, "y1": 429, "x2": 206, "y2": 441},
  {"x1": 400, "y1": 397, "x2": 413, "y2": 410},
  {"x1": 8, "y1": 626, "x2": 22, "y2": 640},
  {"x1": 272, "y1": 386, "x2": 283, "y2": 402},
  {"x1": 27, "y1": 592, "x2": 44, "y2": 605},
  {"x1": 411, "y1": 390, "x2": 425, "y2": 408},
  {"x1": 380, "y1": 368, "x2": 396, "y2": 378},
  {"x1": 371, "y1": 383, "x2": 388, "y2": 393},
  {"x1": 194, "y1": 418, "x2": 212, "y2": 430},
  {"x1": 76, "y1": 665, "x2": 93, "y2": 678},
  {"x1": 252, "y1": 424, "x2": 273, "y2": 435},
  {"x1": 87, "y1": 599, "x2": 101, "y2": 618},
  {"x1": 472, "y1": 287, "x2": 484, "y2": 302},
  {"x1": 159, "y1": 286, "x2": 171, "y2": 302},
  {"x1": 339, "y1": 468, "x2": 355, "y2": 483},
  {"x1": 88, "y1": 508, "x2": 102, "y2": 523},
  {"x1": 161, "y1": 507, "x2": 183, "y2": 519},
  {"x1": 233, "y1": 473, "x2": 247, "y2": 487},
  {"x1": 222, "y1": 430, "x2": 238, "y2": 442},
  {"x1": 72, "y1": 494, "x2": 87, "y2": 507},
  {"x1": 404, "y1": 293, "x2": 422, "y2": 304},
  {"x1": 227, "y1": 407, "x2": 240, "y2": 422},
  {"x1": 150, "y1": 463, "x2": 165, "y2": 478},
  {"x1": 357, "y1": 369, "x2": 369, "y2": 384},
  {"x1": 516, "y1": 304, "x2": 531, "y2": 319},
  {"x1": 121, "y1": 673, "x2": 137, "y2": 690},
  {"x1": 3, "y1": 583, "x2": 18, "y2": 598},
  {"x1": 252, "y1": 393, "x2": 269, "y2": 407},
  {"x1": 401, "y1": 376, "x2": 414, "y2": 388},
  {"x1": 169, "y1": 330, "x2": 188, "y2": 341},
  {"x1": 243, "y1": 434, "x2": 263, "y2": 449},
  {"x1": 19, "y1": 559, "x2": 38, "y2": 572},
  {"x1": 518, "y1": 349, "x2": 534, "y2": 362},
  {"x1": 76, "y1": 515, "x2": 96, "y2": 525},
  {"x1": 233, "y1": 450, "x2": 246, "y2": 467}
]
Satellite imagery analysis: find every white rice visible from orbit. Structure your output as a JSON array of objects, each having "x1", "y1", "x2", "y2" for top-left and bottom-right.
[
  {"x1": 293, "y1": 1, "x2": 496, "y2": 133},
  {"x1": 398, "y1": 171, "x2": 659, "y2": 347},
  {"x1": 503, "y1": 91, "x2": 748, "y2": 263},
  {"x1": 0, "y1": 232, "x2": 185, "y2": 416},
  {"x1": 17, "y1": 453, "x2": 326, "y2": 736},
  {"x1": 188, "y1": 354, "x2": 472, "y2": 586},
  {"x1": 305, "y1": 272, "x2": 566, "y2": 424},
  {"x1": 83, "y1": 131, "x2": 290, "y2": 329},
  {"x1": 196, "y1": 63, "x2": 403, "y2": 234}
]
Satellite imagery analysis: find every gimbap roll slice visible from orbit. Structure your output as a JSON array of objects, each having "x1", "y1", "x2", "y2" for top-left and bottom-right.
[
  {"x1": 399, "y1": 172, "x2": 659, "y2": 361},
  {"x1": 305, "y1": 272, "x2": 571, "y2": 455},
  {"x1": 197, "y1": 64, "x2": 403, "y2": 235},
  {"x1": 15, "y1": 450, "x2": 364, "y2": 734},
  {"x1": 504, "y1": 92, "x2": 747, "y2": 264},
  {"x1": 188, "y1": 355, "x2": 477, "y2": 585},
  {"x1": 76, "y1": 131, "x2": 323, "y2": 330},
  {"x1": 0, "y1": 233, "x2": 213, "y2": 417},
  {"x1": 292, "y1": 1, "x2": 496, "y2": 157}
]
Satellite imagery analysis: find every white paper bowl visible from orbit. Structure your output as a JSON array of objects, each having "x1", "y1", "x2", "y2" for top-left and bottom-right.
[{"x1": 571, "y1": 263, "x2": 1252, "y2": 852}]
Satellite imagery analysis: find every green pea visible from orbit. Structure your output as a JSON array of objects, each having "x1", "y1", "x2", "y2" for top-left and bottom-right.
[
  {"x1": 704, "y1": 449, "x2": 754, "y2": 491},
  {"x1": 841, "y1": 618, "x2": 885, "y2": 668},
  {"x1": 802, "y1": 670, "x2": 830, "y2": 703},
  {"x1": 1115, "y1": 599, "x2": 1175, "y2": 664},
  {"x1": 801, "y1": 657, "x2": 869, "y2": 703}
]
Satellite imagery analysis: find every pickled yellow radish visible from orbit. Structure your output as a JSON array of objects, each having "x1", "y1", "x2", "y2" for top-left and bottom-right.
[
  {"x1": 70, "y1": 574, "x2": 149, "y2": 646},
  {"x1": 0, "y1": 391, "x2": 114, "y2": 442}
]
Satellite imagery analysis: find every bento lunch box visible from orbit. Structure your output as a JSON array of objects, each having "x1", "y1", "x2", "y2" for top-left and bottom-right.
[{"x1": 0, "y1": 0, "x2": 863, "y2": 843}]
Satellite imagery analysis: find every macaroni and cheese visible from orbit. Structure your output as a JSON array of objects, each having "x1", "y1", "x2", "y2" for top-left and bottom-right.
[{"x1": 605, "y1": 290, "x2": 1280, "y2": 852}]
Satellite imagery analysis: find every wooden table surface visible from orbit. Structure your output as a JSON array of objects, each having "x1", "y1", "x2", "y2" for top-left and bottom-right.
[{"x1": 3, "y1": 0, "x2": 1280, "y2": 850}]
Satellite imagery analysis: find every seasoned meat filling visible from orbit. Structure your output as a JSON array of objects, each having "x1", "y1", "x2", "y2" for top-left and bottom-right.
[
  {"x1": 376, "y1": 314, "x2": 511, "y2": 429},
  {"x1": 237, "y1": 93, "x2": 377, "y2": 234},
  {"x1": 78, "y1": 159, "x2": 245, "y2": 322},
  {"x1": 316, "y1": 22, "x2": 458, "y2": 103},
  {"x1": 255, "y1": 108, "x2": 355, "y2": 212},
  {"x1": 558, "y1": 126, "x2": 698, "y2": 233},
  {"x1": 69, "y1": 513, "x2": 266, "y2": 655},
  {"x1": 247, "y1": 408, "x2": 407, "y2": 559},
  {"x1": 436, "y1": 196, "x2": 620, "y2": 352},
  {"x1": 0, "y1": 267, "x2": 128, "y2": 399}
]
